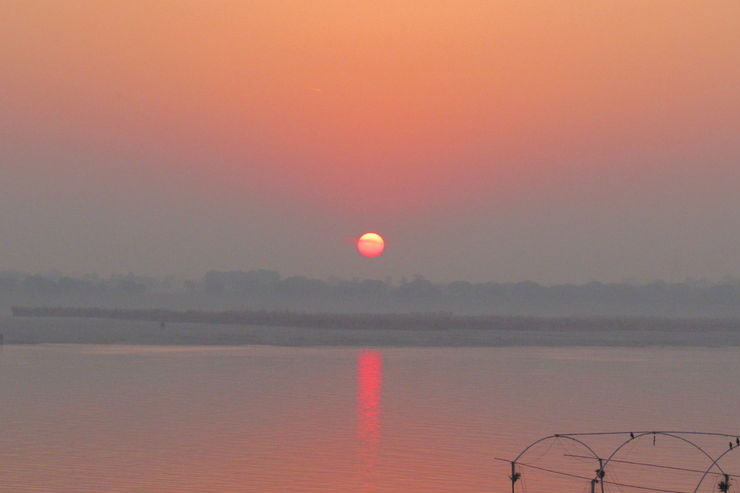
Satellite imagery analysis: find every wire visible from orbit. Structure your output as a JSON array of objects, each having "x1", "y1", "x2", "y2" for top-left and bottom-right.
[
  {"x1": 564, "y1": 454, "x2": 740, "y2": 478},
  {"x1": 511, "y1": 460, "x2": 691, "y2": 493},
  {"x1": 558, "y1": 432, "x2": 739, "y2": 439},
  {"x1": 499, "y1": 431, "x2": 740, "y2": 493},
  {"x1": 528, "y1": 434, "x2": 556, "y2": 463}
]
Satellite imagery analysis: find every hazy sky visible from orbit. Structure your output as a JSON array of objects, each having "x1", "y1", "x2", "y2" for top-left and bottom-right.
[{"x1": 2, "y1": 1, "x2": 740, "y2": 283}]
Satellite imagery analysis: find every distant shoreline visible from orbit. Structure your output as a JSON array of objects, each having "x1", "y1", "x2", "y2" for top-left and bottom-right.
[{"x1": 11, "y1": 306, "x2": 740, "y2": 332}]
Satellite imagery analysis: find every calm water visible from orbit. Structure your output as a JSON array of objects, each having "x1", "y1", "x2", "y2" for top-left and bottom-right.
[{"x1": 2, "y1": 344, "x2": 740, "y2": 492}]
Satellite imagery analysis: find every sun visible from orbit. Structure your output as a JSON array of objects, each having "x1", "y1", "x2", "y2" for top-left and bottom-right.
[{"x1": 357, "y1": 232, "x2": 385, "y2": 258}]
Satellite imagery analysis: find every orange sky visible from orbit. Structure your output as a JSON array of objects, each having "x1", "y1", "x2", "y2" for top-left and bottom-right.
[{"x1": 2, "y1": 1, "x2": 740, "y2": 281}]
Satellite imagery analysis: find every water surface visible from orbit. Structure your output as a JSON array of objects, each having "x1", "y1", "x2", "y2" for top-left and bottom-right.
[{"x1": 2, "y1": 344, "x2": 740, "y2": 491}]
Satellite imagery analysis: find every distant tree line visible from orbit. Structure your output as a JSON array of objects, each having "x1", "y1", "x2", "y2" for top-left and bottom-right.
[
  {"x1": 0, "y1": 272, "x2": 152, "y2": 296},
  {"x1": 4, "y1": 269, "x2": 740, "y2": 317}
]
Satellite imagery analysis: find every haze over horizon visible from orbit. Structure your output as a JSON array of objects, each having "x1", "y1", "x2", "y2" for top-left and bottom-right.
[{"x1": 2, "y1": 1, "x2": 740, "y2": 284}]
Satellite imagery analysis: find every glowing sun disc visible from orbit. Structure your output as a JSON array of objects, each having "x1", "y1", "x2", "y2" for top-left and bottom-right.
[{"x1": 357, "y1": 232, "x2": 385, "y2": 257}]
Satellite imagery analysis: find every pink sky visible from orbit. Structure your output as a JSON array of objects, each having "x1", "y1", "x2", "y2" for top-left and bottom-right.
[{"x1": 2, "y1": 1, "x2": 739, "y2": 282}]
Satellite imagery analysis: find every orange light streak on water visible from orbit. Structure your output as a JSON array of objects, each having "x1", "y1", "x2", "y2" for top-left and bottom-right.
[{"x1": 357, "y1": 350, "x2": 382, "y2": 488}]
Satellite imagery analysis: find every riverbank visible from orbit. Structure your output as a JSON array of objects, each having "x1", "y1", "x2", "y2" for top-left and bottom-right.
[{"x1": 5, "y1": 309, "x2": 740, "y2": 346}]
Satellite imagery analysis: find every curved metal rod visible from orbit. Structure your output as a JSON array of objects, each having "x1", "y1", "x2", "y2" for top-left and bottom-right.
[
  {"x1": 513, "y1": 434, "x2": 600, "y2": 464},
  {"x1": 562, "y1": 431, "x2": 740, "y2": 439},
  {"x1": 596, "y1": 432, "x2": 725, "y2": 485},
  {"x1": 692, "y1": 445, "x2": 738, "y2": 493}
]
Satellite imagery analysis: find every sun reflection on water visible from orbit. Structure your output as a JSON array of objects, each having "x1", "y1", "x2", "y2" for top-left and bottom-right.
[{"x1": 357, "y1": 350, "x2": 382, "y2": 488}]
